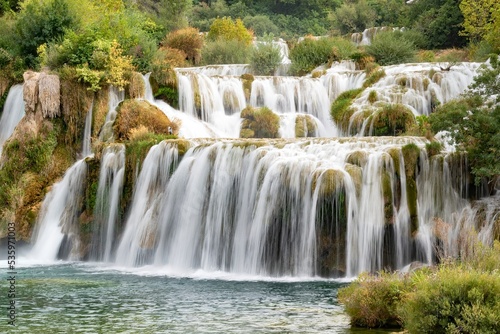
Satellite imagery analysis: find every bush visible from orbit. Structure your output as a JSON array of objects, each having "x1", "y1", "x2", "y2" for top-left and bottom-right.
[
  {"x1": 207, "y1": 17, "x2": 253, "y2": 46},
  {"x1": 338, "y1": 272, "x2": 407, "y2": 328},
  {"x1": 201, "y1": 39, "x2": 251, "y2": 65},
  {"x1": 428, "y1": 96, "x2": 483, "y2": 134},
  {"x1": 150, "y1": 47, "x2": 186, "y2": 87},
  {"x1": 290, "y1": 37, "x2": 356, "y2": 76},
  {"x1": 162, "y1": 27, "x2": 203, "y2": 65},
  {"x1": 330, "y1": 88, "x2": 363, "y2": 131},
  {"x1": 243, "y1": 15, "x2": 279, "y2": 37},
  {"x1": 366, "y1": 31, "x2": 416, "y2": 65},
  {"x1": 400, "y1": 265, "x2": 500, "y2": 333},
  {"x1": 250, "y1": 42, "x2": 282, "y2": 76}
]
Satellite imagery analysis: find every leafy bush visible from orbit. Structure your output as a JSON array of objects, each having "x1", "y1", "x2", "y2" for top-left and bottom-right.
[
  {"x1": 400, "y1": 265, "x2": 500, "y2": 333},
  {"x1": 150, "y1": 47, "x2": 186, "y2": 87},
  {"x1": 428, "y1": 96, "x2": 483, "y2": 134},
  {"x1": 162, "y1": 27, "x2": 204, "y2": 65},
  {"x1": 338, "y1": 272, "x2": 408, "y2": 328},
  {"x1": 201, "y1": 39, "x2": 251, "y2": 65},
  {"x1": 366, "y1": 31, "x2": 416, "y2": 65},
  {"x1": 243, "y1": 15, "x2": 279, "y2": 37},
  {"x1": 207, "y1": 17, "x2": 253, "y2": 46},
  {"x1": 290, "y1": 37, "x2": 356, "y2": 76},
  {"x1": 330, "y1": 0, "x2": 376, "y2": 35},
  {"x1": 250, "y1": 42, "x2": 282, "y2": 76}
]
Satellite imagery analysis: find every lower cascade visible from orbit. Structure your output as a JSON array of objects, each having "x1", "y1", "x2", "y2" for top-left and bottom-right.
[{"x1": 86, "y1": 137, "x2": 488, "y2": 278}]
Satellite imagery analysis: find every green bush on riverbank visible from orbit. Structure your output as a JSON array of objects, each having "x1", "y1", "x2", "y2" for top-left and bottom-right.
[{"x1": 338, "y1": 241, "x2": 500, "y2": 332}]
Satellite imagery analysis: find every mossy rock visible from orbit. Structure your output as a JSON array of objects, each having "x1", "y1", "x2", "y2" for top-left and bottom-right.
[
  {"x1": 295, "y1": 114, "x2": 317, "y2": 137},
  {"x1": 346, "y1": 151, "x2": 368, "y2": 167},
  {"x1": 241, "y1": 73, "x2": 254, "y2": 101},
  {"x1": 382, "y1": 171, "x2": 394, "y2": 224},
  {"x1": 239, "y1": 106, "x2": 280, "y2": 138},
  {"x1": 114, "y1": 100, "x2": 175, "y2": 141},
  {"x1": 406, "y1": 177, "x2": 418, "y2": 234},
  {"x1": 387, "y1": 148, "x2": 401, "y2": 175},
  {"x1": 128, "y1": 72, "x2": 145, "y2": 99},
  {"x1": 92, "y1": 87, "x2": 110, "y2": 138},
  {"x1": 362, "y1": 69, "x2": 386, "y2": 88},
  {"x1": 313, "y1": 169, "x2": 345, "y2": 197},
  {"x1": 371, "y1": 103, "x2": 416, "y2": 136},
  {"x1": 402, "y1": 143, "x2": 420, "y2": 178},
  {"x1": 345, "y1": 163, "x2": 362, "y2": 195}
]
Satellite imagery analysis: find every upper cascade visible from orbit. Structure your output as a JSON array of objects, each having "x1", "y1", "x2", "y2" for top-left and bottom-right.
[{"x1": 169, "y1": 61, "x2": 481, "y2": 139}]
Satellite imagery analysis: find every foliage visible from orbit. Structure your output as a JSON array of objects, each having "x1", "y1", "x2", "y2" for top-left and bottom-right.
[
  {"x1": 162, "y1": 27, "x2": 203, "y2": 65},
  {"x1": 408, "y1": 0, "x2": 466, "y2": 49},
  {"x1": 207, "y1": 17, "x2": 253, "y2": 46},
  {"x1": 338, "y1": 272, "x2": 407, "y2": 328},
  {"x1": 290, "y1": 37, "x2": 356, "y2": 76},
  {"x1": 425, "y1": 141, "x2": 443, "y2": 157},
  {"x1": 150, "y1": 47, "x2": 185, "y2": 87},
  {"x1": 240, "y1": 106, "x2": 280, "y2": 138},
  {"x1": 250, "y1": 42, "x2": 282, "y2": 76},
  {"x1": 330, "y1": 88, "x2": 363, "y2": 130},
  {"x1": 154, "y1": 86, "x2": 179, "y2": 109},
  {"x1": 15, "y1": 0, "x2": 76, "y2": 68},
  {"x1": 242, "y1": 15, "x2": 279, "y2": 37},
  {"x1": 329, "y1": 0, "x2": 376, "y2": 35},
  {"x1": 201, "y1": 39, "x2": 250, "y2": 65},
  {"x1": 366, "y1": 31, "x2": 416, "y2": 66},
  {"x1": 362, "y1": 68, "x2": 385, "y2": 88},
  {"x1": 459, "y1": 0, "x2": 499, "y2": 44},
  {"x1": 400, "y1": 264, "x2": 500, "y2": 333}
]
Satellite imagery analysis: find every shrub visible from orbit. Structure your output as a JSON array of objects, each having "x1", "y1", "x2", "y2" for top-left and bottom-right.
[
  {"x1": 290, "y1": 37, "x2": 356, "y2": 76},
  {"x1": 201, "y1": 39, "x2": 251, "y2": 65},
  {"x1": 428, "y1": 96, "x2": 483, "y2": 133},
  {"x1": 362, "y1": 68, "x2": 386, "y2": 88},
  {"x1": 425, "y1": 141, "x2": 443, "y2": 157},
  {"x1": 150, "y1": 47, "x2": 186, "y2": 87},
  {"x1": 250, "y1": 42, "x2": 282, "y2": 76},
  {"x1": 207, "y1": 17, "x2": 253, "y2": 46},
  {"x1": 243, "y1": 15, "x2": 279, "y2": 37},
  {"x1": 338, "y1": 272, "x2": 407, "y2": 328},
  {"x1": 240, "y1": 106, "x2": 280, "y2": 138},
  {"x1": 400, "y1": 265, "x2": 500, "y2": 333},
  {"x1": 162, "y1": 27, "x2": 203, "y2": 65},
  {"x1": 366, "y1": 31, "x2": 416, "y2": 65}
]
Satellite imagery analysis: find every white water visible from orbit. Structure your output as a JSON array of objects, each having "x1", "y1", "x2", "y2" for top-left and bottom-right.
[
  {"x1": 111, "y1": 137, "x2": 471, "y2": 277},
  {"x1": 29, "y1": 101, "x2": 95, "y2": 262},
  {"x1": 0, "y1": 85, "x2": 25, "y2": 157},
  {"x1": 99, "y1": 86, "x2": 125, "y2": 142},
  {"x1": 29, "y1": 160, "x2": 88, "y2": 261},
  {"x1": 91, "y1": 144, "x2": 125, "y2": 262}
]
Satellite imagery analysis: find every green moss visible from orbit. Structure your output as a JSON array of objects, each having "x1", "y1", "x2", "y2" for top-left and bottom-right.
[
  {"x1": 240, "y1": 128, "x2": 255, "y2": 138},
  {"x1": 345, "y1": 163, "x2": 362, "y2": 195},
  {"x1": 362, "y1": 69, "x2": 386, "y2": 89},
  {"x1": 330, "y1": 88, "x2": 363, "y2": 131},
  {"x1": 346, "y1": 151, "x2": 368, "y2": 167},
  {"x1": 295, "y1": 114, "x2": 317, "y2": 137},
  {"x1": 371, "y1": 104, "x2": 416, "y2": 136},
  {"x1": 425, "y1": 141, "x2": 443, "y2": 158},
  {"x1": 382, "y1": 171, "x2": 393, "y2": 224},
  {"x1": 406, "y1": 177, "x2": 418, "y2": 234},
  {"x1": 402, "y1": 143, "x2": 420, "y2": 178},
  {"x1": 239, "y1": 106, "x2": 280, "y2": 138},
  {"x1": 312, "y1": 169, "x2": 344, "y2": 197},
  {"x1": 387, "y1": 148, "x2": 401, "y2": 175},
  {"x1": 155, "y1": 86, "x2": 179, "y2": 109},
  {"x1": 368, "y1": 90, "x2": 377, "y2": 104}
]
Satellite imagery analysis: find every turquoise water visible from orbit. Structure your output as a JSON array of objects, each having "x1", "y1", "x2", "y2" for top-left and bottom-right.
[{"x1": 1, "y1": 263, "x2": 394, "y2": 333}]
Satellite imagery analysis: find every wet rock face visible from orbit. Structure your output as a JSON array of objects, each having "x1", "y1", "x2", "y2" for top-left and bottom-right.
[{"x1": 23, "y1": 71, "x2": 61, "y2": 118}]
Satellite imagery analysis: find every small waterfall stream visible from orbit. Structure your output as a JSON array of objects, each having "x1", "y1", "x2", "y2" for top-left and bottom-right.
[
  {"x1": 0, "y1": 85, "x2": 25, "y2": 157},
  {"x1": 29, "y1": 102, "x2": 94, "y2": 261}
]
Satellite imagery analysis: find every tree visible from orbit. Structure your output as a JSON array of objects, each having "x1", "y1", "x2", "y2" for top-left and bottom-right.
[
  {"x1": 330, "y1": 0, "x2": 376, "y2": 34},
  {"x1": 207, "y1": 17, "x2": 253, "y2": 45}
]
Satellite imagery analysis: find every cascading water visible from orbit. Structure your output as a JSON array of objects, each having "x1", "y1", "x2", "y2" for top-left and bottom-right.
[
  {"x1": 29, "y1": 103, "x2": 94, "y2": 261},
  {"x1": 99, "y1": 86, "x2": 125, "y2": 142},
  {"x1": 0, "y1": 84, "x2": 25, "y2": 157},
  {"x1": 90, "y1": 144, "x2": 125, "y2": 262},
  {"x1": 111, "y1": 137, "x2": 474, "y2": 278}
]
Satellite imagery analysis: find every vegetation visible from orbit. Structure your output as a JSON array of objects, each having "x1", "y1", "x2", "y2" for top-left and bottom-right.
[
  {"x1": 339, "y1": 240, "x2": 500, "y2": 332},
  {"x1": 366, "y1": 31, "x2": 416, "y2": 66},
  {"x1": 250, "y1": 41, "x2": 282, "y2": 76},
  {"x1": 370, "y1": 103, "x2": 415, "y2": 136}
]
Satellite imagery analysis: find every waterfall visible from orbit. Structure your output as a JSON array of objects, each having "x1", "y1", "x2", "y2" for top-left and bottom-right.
[
  {"x1": 111, "y1": 137, "x2": 474, "y2": 277},
  {"x1": 29, "y1": 101, "x2": 95, "y2": 261},
  {"x1": 82, "y1": 101, "x2": 93, "y2": 157},
  {"x1": 99, "y1": 86, "x2": 125, "y2": 142},
  {"x1": 29, "y1": 160, "x2": 88, "y2": 261},
  {"x1": 0, "y1": 85, "x2": 25, "y2": 157},
  {"x1": 90, "y1": 144, "x2": 125, "y2": 262}
]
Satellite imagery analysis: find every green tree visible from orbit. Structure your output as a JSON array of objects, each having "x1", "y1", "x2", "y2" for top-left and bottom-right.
[
  {"x1": 16, "y1": 0, "x2": 76, "y2": 68},
  {"x1": 330, "y1": 0, "x2": 376, "y2": 34},
  {"x1": 207, "y1": 17, "x2": 253, "y2": 45}
]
